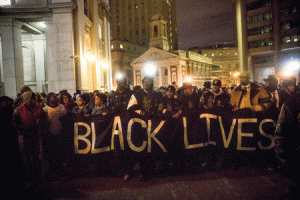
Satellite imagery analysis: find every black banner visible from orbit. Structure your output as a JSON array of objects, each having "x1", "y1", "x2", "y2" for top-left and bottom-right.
[{"x1": 71, "y1": 110, "x2": 277, "y2": 156}]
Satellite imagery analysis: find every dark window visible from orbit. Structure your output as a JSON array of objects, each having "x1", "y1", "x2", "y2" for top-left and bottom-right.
[
  {"x1": 249, "y1": 38, "x2": 274, "y2": 48},
  {"x1": 154, "y1": 26, "x2": 158, "y2": 37},
  {"x1": 165, "y1": 69, "x2": 168, "y2": 76},
  {"x1": 247, "y1": 0, "x2": 272, "y2": 11}
]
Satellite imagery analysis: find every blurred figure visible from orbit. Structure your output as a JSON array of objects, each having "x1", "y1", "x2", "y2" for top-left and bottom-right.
[
  {"x1": 91, "y1": 93, "x2": 111, "y2": 116},
  {"x1": 160, "y1": 85, "x2": 182, "y2": 119},
  {"x1": 127, "y1": 76, "x2": 161, "y2": 182},
  {"x1": 36, "y1": 92, "x2": 45, "y2": 108},
  {"x1": 178, "y1": 82, "x2": 200, "y2": 113},
  {"x1": 127, "y1": 76, "x2": 161, "y2": 118},
  {"x1": 13, "y1": 91, "x2": 46, "y2": 182},
  {"x1": 275, "y1": 92, "x2": 300, "y2": 198},
  {"x1": 60, "y1": 91, "x2": 77, "y2": 114},
  {"x1": 278, "y1": 78, "x2": 296, "y2": 110},
  {"x1": 14, "y1": 86, "x2": 33, "y2": 108},
  {"x1": 200, "y1": 79, "x2": 231, "y2": 112},
  {"x1": 263, "y1": 75, "x2": 279, "y2": 110},
  {"x1": 43, "y1": 92, "x2": 67, "y2": 179},
  {"x1": 199, "y1": 81, "x2": 214, "y2": 110},
  {"x1": 1, "y1": 96, "x2": 25, "y2": 186},
  {"x1": 111, "y1": 77, "x2": 133, "y2": 114},
  {"x1": 231, "y1": 71, "x2": 271, "y2": 113}
]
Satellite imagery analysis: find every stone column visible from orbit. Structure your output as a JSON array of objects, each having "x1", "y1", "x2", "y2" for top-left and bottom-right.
[
  {"x1": 0, "y1": 19, "x2": 24, "y2": 99},
  {"x1": 236, "y1": 0, "x2": 248, "y2": 72},
  {"x1": 33, "y1": 34, "x2": 46, "y2": 93},
  {"x1": 45, "y1": 2, "x2": 76, "y2": 94}
]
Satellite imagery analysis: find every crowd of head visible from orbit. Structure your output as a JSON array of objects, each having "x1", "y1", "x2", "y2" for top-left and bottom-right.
[{"x1": 2, "y1": 73, "x2": 300, "y2": 186}]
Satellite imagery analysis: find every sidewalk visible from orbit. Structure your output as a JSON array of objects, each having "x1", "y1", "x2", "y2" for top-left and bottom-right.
[{"x1": 17, "y1": 167, "x2": 295, "y2": 200}]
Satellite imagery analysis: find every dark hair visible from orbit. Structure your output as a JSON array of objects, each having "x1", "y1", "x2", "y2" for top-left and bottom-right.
[
  {"x1": 94, "y1": 93, "x2": 107, "y2": 103},
  {"x1": 117, "y1": 77, "x2": 128, "y2": 85},
  {"x1": 46, "y1": 92, "x2": 58, "y2": 106},
  {"x1": 0, "y1": 96, "x2": 14, "y2": 105},
  {"x1": 60, "y1": 91, "x2": 72, "y2": 104},
  {"x1": 78, "y1": 93, "x2": 91, "y2": 104},
  {"x1": 142, "y1": 76, "x2": 154, "y2": 84},
  {"x1": 167, "y1": 85, "x2": 176, "y2": 93},
  {"x1": 20, "y1": 86, "x2": 32, "y2": 94}
]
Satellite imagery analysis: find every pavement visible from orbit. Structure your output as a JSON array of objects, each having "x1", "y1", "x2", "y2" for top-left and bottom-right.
[{"x1": 14, "y1": 167, "x2": 296, "y2": 200}]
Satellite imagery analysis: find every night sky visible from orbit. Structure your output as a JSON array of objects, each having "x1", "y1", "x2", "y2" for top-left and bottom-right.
[{"x1": 176, "y1": 0, "x2": 235, "y2": 50}]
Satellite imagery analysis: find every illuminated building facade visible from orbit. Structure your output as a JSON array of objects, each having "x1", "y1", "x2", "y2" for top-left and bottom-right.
[
  {"x1": 235, "y1": 0, "x2": 300, "y2": 83},
  {"x1": 188, "y1": 43, "x2": 239, "y2": 87},
  {"x1": 131, "y1": 15, "x2": 212, "y2": 89},
  {"x1": 110, "y1": 0, "x2": 178, "y2": 89},
  {"x1": 0, "y1": 0, "x2": 112, "y2": 98}
]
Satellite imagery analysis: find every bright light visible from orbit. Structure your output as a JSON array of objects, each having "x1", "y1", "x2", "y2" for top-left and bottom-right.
[
  {"x1": 233, "y1": 72, "x2": 240, "y2": 77},
  {"x1": 86, "y1": 52, "x2": 95, "y2": 62},
  {"x1": 99, "y1": 61, "x2": 108, "y2": 69},
  {"x1": 0, "y1": 0, "x2": 11, "y2": 6},
  {"x1": 185, "y1": 76, "x2": 192, "y2": 83},
  {"x1": 283, "y1": 61, "x2": 300, "y2": 77},
  {"x1": 116, "y1": 73, "x2": 123, "y2": 80},
  {"x1": 143, "y1": 62, "x2": 157, "y2": 77}
]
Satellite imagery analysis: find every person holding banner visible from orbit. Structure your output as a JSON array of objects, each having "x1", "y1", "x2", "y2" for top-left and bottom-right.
[
  {"x1": 43, "y1": 92, "x2": 67, "y2": 180},
  {"x1": 72, "y1": 93, "x2": 92, "y2": 117},
  {"x1": 159, "y1": 85, "x2": 182, "y2": 119},
  {"x1": 231, "y1": 71, "x2": 271, "y2": 113},
  {"x1": 111, "y1": 77, "x2": 133, "y2": 114},
  {"x1": 178, "y1": 82, "x2": 200, "y2": 114},
  {"x1": 91, "y1": 93, "x2": 111, "y2": 116},
  {"x1": 127, "y1": 76, "x2": 161, "y2": 182},
  {"x1": 127, "y1": 76, "x2": 161, "y2": 118}
]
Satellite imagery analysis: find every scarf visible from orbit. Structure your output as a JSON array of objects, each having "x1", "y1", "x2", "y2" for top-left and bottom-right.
[{"x1": 18, "y1": 102, "x2": 42, "y2": 127}]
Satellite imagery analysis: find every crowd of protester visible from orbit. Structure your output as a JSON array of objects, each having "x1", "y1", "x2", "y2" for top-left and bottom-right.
[{"x1": 2, "y1": 72, "x2": 300, "y2": 191}]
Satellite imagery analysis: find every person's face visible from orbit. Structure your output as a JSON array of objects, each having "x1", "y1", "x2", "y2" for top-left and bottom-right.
[
  {"x1": 49, "y1": 96, "x2": 59, "y2": 108},
  {"x1": 117, "y1": 81, "x2": 126, "y2": 91},
  {"x1": 287, "y1": 84, "x2": 295, "y2": 93},
  {"x1": 265, "y1": 81, "x2": 270, "y2": 87},
  {"x1": 166, "y1": 90, "x2": 175, "y2": 99},
  {"x1": 77, "y1": 97, "x2": 84, "y2": 107},
  {"x1": 30, "y1": 97, "x2": 37, "y2": 107},
  {"x1": 94, "y1": 96, "x2": 104, "y2": 106},
  {"x1": 62, "y1": 95, "x2": 69, "y2": 104},
  {"x1": 240, "y1": 76, "x2": 250, "y2": 86},
  {"x1": 143, "y1": 78, "x2": 153, "y2": 91},
  {"x1": 213, "y1": 85, "x2": 221, "y2": 93},
  {"x1": 185, "y1": 87, "x2": 193, "y2": 96}
]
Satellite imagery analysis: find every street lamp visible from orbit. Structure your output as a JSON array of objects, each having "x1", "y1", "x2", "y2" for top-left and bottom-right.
[
  {"x1": 116, "y1": 72, "x2": 123, "y2": 80},
  {"x1": 143, "y1": 62, "x2": 157, "y2": 77},
  {"x1": 283, "y1": 61, "x2": 300, "y2": 77},
  {"x1": 85, "y1": 49, "x2": 95, "y2": 62}
]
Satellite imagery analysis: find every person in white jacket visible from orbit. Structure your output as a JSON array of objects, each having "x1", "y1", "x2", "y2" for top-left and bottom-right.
[{"x1": 43, "y1": 92, "x2": 67, "y2": 180}]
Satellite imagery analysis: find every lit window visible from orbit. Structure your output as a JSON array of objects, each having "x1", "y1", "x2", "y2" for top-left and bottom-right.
[
  {"x1": 0, "y1": 0, "x2": 11, "y2": 6},
  {"x1": 291, "y1": 35, "x2": 299, "y2": 42},
  {"x1": 99, "y1": 25, "x2": 102, "y2": 39},
  {"x1": 120, "y1": 44, "x2": 123, "y2": 49},
  {"x1": 212, "y1": 53, "x2": 214, "y2": 56},
  {"x1": 204, "y1": 54, "x2": 207, "y2": 56},
  {"x1": 219, "y1": 53, "x2": 222, "y2": 56},
  {"x1": 111, "y1": 45, "x2": 114, "y2": 49},
  {"x1": 235, "y1": 52, "x2": 238, "y2": 55}
]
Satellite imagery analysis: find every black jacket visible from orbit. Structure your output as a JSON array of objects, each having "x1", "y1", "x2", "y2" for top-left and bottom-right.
[{"x1": 275, "y1": 91, "x2": 300, "y2": 171}]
